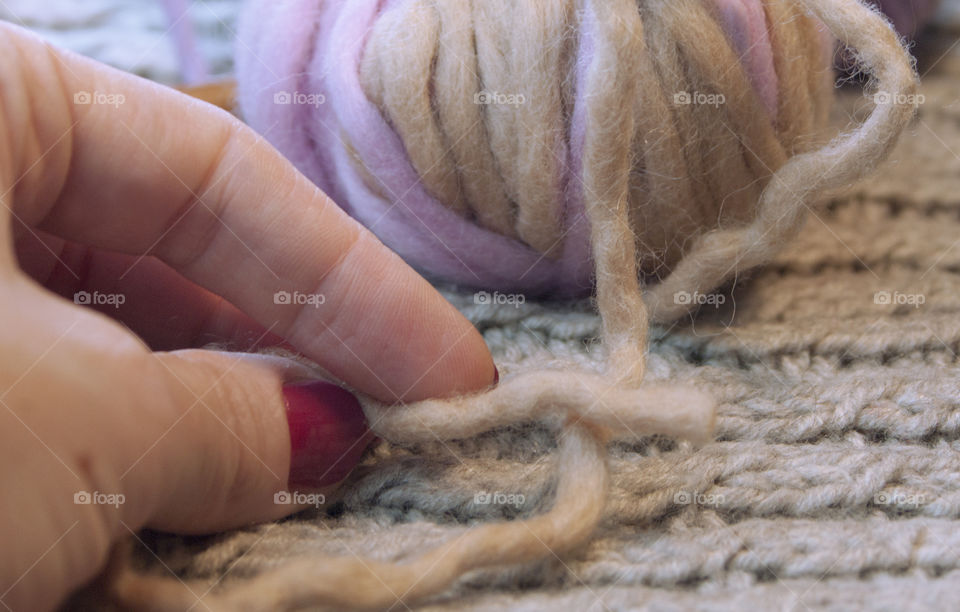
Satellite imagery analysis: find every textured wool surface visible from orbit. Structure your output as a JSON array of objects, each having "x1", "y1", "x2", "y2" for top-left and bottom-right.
[{"x1": 8, "y1": 0, "x2": 960, "y2": 610}]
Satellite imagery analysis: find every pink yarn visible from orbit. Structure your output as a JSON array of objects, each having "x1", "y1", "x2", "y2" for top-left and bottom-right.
[
  {"x1": 711, "y1": 0, "x2": 779, "y2": 118},
  {"x1": 235, "y1": 0, "x2": 785, "y2": 296}
]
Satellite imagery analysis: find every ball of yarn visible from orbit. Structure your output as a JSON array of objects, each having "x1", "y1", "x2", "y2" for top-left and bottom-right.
[{"x1": 236, "y1": 0, "x2": 833, "y2": 302}]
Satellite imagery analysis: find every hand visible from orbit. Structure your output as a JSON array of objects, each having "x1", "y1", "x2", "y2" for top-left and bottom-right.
[{"x1": 0, "y1": 23, "x2": 495, "y2": 612}]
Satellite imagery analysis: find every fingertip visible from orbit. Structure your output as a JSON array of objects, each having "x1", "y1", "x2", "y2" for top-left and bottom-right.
[
  {"x1": 431, "y1": 320, "x2": 498, "y2": 399},
  {"x1": 376, "y1": 289, "x2": 497, "y2": 403},
  {"x1": 398, "y1": 330, "x2": 495, "y2": 403},
  {"x1": 282, "y1": 234, "x2": 497, "y2": 404}
]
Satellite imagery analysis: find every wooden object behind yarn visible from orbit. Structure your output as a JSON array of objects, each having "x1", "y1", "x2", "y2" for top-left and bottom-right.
[{"x1": 176, "y1": 79, "x2": 237, "y2": 113}]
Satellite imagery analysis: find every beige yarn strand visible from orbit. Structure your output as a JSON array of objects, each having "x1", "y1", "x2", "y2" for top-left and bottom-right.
[
  {"x1": 107, "y1": 0, "x2": 917, "y2": 609},
  {"x1": 581, "y1": 0, "x2": 650, "y2": 385}
]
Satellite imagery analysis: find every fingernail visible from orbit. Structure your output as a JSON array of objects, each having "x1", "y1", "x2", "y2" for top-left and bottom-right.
[
  {"x1": 283, "y1": 381, "x2": 371, "y2": 489},
  {"x1": 493, "y1": 366, "x2": 500, "y2": 386}
]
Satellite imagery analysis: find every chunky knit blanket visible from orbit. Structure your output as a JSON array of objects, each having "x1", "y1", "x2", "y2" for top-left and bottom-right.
[{"x1": 6, "y1": 0, "x2": 960, "y2": 609}]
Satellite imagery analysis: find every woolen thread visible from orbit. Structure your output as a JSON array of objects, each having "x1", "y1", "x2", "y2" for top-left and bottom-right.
[{"x1": 108, "y1": 0, "x2": 919, "y2": 610}]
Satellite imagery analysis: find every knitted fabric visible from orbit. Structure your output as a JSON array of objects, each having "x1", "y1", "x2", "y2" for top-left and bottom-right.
[
  {"x1": 12, "y1": 0, "x2": 957, "y2": 609},
  {"x1": 118, "y1": 52, "x2": 960, "y2": 604}
]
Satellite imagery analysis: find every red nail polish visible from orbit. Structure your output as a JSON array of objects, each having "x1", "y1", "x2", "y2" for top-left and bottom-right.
[
  {"x1": 493, "y1": 366, "x2": 500, "y2": 385},
  {"x1": 283, "y1": 381, "x2": 371, "y2": 489}
]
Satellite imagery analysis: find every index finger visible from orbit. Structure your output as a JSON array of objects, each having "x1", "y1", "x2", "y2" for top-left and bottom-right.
[{"x1": 0, "y1": 23, "x2": 495, "y2": 402}]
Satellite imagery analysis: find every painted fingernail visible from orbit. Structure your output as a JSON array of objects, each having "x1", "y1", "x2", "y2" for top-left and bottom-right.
[
  {"x1": 283, "y1": 381, "x2": 371, "y2": 489},
  {"x1": 493, "y1": 366, "x2": 500, "y2": 386}
]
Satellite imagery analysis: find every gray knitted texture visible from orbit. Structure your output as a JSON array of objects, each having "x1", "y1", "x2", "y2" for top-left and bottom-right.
[{"x1": 8, "y1": 1, "x2": 960, "y2": 610}]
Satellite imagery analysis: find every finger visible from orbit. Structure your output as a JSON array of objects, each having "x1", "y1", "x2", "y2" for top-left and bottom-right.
[
  {"x1": 135, "y1": 349, "x2": 375, "y2": 532},
  {"x1": 1, "y1": 284, "x2": 373, "y2": 610},
  {"x1": 14, "y1": 227, "x2": 288, "y2": 351},
  {"x1": 0, "y1": 23, "x2": 495, "y2": 402}
]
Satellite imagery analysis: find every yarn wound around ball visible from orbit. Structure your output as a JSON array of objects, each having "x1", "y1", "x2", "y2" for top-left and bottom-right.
[
  {"x1": 236, "y1": 0, "x2": 838, "y2": 300},
  {"x1": 109, "y1": 0, "x2": 920, "y2": 609}
]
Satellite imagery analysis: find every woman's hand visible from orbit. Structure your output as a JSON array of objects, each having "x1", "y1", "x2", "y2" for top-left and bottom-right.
[{"x1": 0, "y1": 22, "x2": 495, "y2": 611}]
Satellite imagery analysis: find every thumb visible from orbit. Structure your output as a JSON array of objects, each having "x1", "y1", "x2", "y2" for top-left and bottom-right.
[
  {"x1": 128, "y1": 349, "x2": 373, "y2": 533},
  {"x1": 0, "y1": 285, "x2": 375, "y2": 611}
]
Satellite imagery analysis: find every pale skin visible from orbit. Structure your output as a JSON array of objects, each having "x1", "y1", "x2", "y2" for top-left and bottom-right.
[{"x1": 0, "y1": 23, "x2": 495, "y2": 611}]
